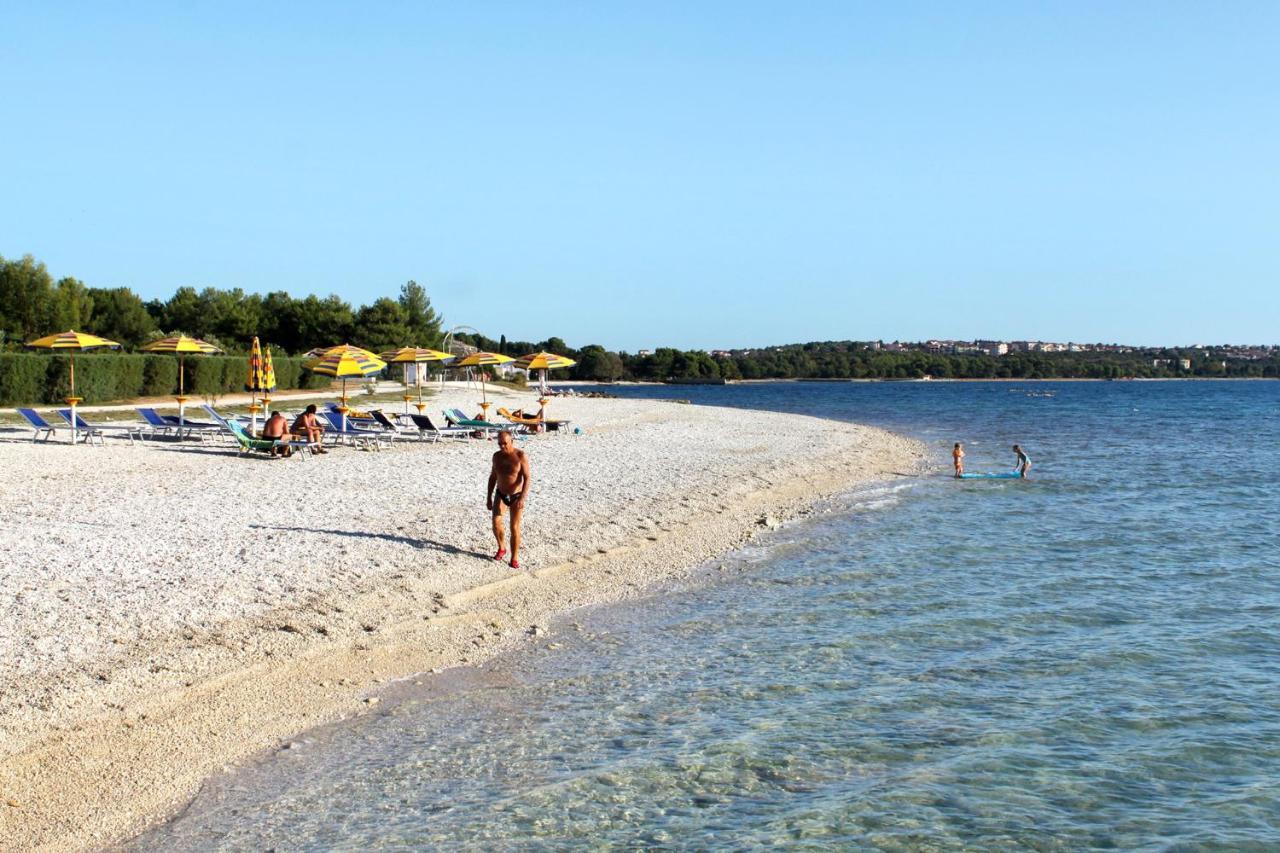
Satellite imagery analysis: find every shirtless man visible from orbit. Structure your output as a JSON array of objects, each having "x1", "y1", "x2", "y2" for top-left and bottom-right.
[
  {"x1": 291, "y1": 404, "x2": 328, "y2": 454},
  {"x1": 487, "y1": 430, "x2": 531, "y2": 569},
  {"x1": 261, "y1": 410, "x2": 292, "y2": 457},
  {"x1": 952, "y1": 442, "x2": 965, "y2": 477}
]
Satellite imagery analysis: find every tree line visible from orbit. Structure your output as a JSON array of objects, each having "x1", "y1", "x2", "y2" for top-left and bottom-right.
[
  {"x1": 0, "y1": 254, "x2": 442, "y2": 355},
  {"x1": 4, "y1": 252, "x2": 1276, "y2": 383}
]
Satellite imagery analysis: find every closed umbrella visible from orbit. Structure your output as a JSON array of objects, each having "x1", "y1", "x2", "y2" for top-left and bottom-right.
[
  {"x1": 140, "y1": 335, "x2": 223, "y2": 429},
  {"x1": 245, "y1": 337, "x2": 268, "y2": 434},
  {"x1": 25, "y1": 330, "x2": 121, "y2": 445},
  {"x1": 306, "y1": 344, "x2": 386, "y2": 431},
  {"x1": 378, "y1": 347, "x2": 454, "y2": 414},
  {"x1": 261, "y1": 345, "x2": 278, "y2": 417},
  {"x1": 453, "y1": 351, "x2": 514, "y2": 420}
]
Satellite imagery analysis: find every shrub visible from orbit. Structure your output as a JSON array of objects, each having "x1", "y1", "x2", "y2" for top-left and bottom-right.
[
  {"x1": 141, "y1": 356, "x2": 180, "y2": 397},
  {"x1": 185, "y1": 357, "x2": 221, "y2": 397},
  {"x1": 0, "y1": 352, "x2": 329, "y2": 405},
  {"x1": 0, "y1": 353, "x2": 49, "y2": 405}
]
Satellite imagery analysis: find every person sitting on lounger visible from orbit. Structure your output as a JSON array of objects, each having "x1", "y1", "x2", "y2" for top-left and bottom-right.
[
  {"x1": 486, "y1": 430, "x2": 531, "y2": 569},
  {"x1": 291, "y1": 404, "x2": 327, "y2": 454},
  {"x1": 262, "y1": 411, "x2": 292, "y2": 457}
]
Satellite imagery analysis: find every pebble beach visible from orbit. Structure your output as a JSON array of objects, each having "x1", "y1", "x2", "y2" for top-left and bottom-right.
[{"x1": 0, "y1": 386, "x2": 923, "y2": 849}]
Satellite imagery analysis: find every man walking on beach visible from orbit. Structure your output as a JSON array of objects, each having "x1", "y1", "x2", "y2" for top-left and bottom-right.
[{"x1": 487, "y1": 430, "x2": 531, "y2": 569}]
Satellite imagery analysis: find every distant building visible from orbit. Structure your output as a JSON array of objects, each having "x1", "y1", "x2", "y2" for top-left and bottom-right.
[{"x1": 637, "y1": 349, "x2": 652, "y2": 357}]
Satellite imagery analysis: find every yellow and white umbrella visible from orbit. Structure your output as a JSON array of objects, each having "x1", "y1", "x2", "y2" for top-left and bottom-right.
[
  {"x1": 307, "y1": 344, "x2": 386, "y2": 430},
  {"x1": 379, "y1": 347, "x2": 454, "y2": 413},
  {"x1": 140, "y1": 335, "x2": 223, "y2": 428},
  {"x1": 513, "y1": 350, "x2": 577, "y2": 396},
  {"x1": 25, "y1": 330, "x2": 121, "y2": 445},
  {"x1": 453, "y1": 351, "x2": 514, "y2": 418}
]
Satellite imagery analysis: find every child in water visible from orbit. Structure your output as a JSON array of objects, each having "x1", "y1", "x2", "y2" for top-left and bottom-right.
[
  {"x1": 1013, "y1": 444, "x2": 1032, "y2": 478},
  {"x1": 952, "y1": 442, "x2": 965, "y2": 477}
]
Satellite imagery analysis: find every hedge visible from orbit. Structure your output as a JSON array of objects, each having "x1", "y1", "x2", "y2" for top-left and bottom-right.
[{"x1": 0, "y1": 353, "x2": 338, "y2": 405}]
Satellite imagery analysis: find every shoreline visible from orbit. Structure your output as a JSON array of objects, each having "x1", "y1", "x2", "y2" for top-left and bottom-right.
[{"x1": 0, "y1": 393, "x2": 925, "y2": 849}]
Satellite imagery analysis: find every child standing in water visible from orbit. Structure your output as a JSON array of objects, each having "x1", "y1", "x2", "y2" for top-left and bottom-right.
[
  {"x1": 952, "y1": 442, "x2": 965, "y2": 477},
  {"x1": 1013, "y1": 444, "x2": 1032, "y2": 478}
]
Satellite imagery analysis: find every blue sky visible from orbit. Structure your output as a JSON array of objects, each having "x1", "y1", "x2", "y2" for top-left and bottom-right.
[{"x1": 3, "y1": 2, "x2": 1277, "y2": 350}]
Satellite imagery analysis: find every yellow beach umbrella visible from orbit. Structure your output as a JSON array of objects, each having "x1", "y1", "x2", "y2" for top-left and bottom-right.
[
  {"x1": 306, "y1": 344, "x2": 386, "y2": 430},
  {"x1": 140, "y1": 335, "x2": 223, "y2": 429},
  {"x1": 25, "y1": 330, "x2": 121, "y2": 445},
  {"x1": 513, "y1": 351, "x2": 577, "y2": 396},
  {"x1": 245, "y1": 337, "x2": 268, "y2": 433},
  {"x1": 261, "y1": 345, "x2": 278, "y2": 417},
  {"x1": 453, "y1": 351, "x2": 515, "y2": 417},
  {"x1": 379, "y1": 347, "x2": 455, "y2": 413}
]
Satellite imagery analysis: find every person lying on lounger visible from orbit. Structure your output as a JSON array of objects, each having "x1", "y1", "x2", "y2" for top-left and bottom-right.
[{"x1": 291, "y1": 404, "x2": 328, "y2": 454}]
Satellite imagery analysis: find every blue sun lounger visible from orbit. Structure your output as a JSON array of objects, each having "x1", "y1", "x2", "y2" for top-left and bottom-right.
[
  {"x1": 56, "y1": 409, "x2": 134, "y2": 445},
  {"x1": 136, "y1": 407, "x2": 222, "y2": 441},
  {"x1": 409, "y1": 412, "x2": 472, "y2": 441},
  {"x1": 16, "y1": 408, "x2": 65, "y2": 442},
  {"x1": 321, "y1": 411, "x2": 389, "y2": 450}
]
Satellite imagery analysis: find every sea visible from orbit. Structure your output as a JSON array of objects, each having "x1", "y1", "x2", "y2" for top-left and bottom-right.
[{"x1": 134, "y1": 380, "x2": 1279, "y2": 850}]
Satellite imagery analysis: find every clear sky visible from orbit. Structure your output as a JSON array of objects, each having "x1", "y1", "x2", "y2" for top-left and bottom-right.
[{"x1": 4, "y1": 2, "x2": 1277, "y2": 350}]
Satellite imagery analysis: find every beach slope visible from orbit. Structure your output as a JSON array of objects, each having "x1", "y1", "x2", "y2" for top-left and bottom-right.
[{"x1": 0, "y1": 390, "x2": 923, "y2": 849}]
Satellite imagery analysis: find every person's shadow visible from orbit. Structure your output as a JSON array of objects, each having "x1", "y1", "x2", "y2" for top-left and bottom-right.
[{"x1": 249, "y1": 524, "x2": 489, "y2": 558}]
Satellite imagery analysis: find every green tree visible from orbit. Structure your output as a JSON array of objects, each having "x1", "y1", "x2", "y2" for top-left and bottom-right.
[
  {"x1": 87, "y1": 287, "x2": 156, "y2": 346},
  {"x1": 574, "y1": 344, "x2": 624, "y2": 381},
  {"x1": 354, "y1": 297, "x2": 411, "y2": 351},
  {"x1": 296, "y1": 294, "x2": 355, "y2": 348},
  {"x1": 160, "y1": 287, "x2": 206, "y2": 337},
  {"x1": 0, "y1": 254, "x2": 56, "y2": 342},
  {"x1": 399, "y1": 280, "x2": 442, "y2": 346},
  {"x1": 52, "y1": 277, "x2": 95, "y2": 331},
  {"x1": 259, "y1": 290, "x2": 305, "y2": 353}
]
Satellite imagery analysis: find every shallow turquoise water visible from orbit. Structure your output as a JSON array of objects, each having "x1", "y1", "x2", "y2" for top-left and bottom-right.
[{"x1": 136, "y1": 381, "x2": 1280, "y2": 849}]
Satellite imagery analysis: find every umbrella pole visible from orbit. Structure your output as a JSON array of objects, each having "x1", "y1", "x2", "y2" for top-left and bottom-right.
[
  {"x1": 178, "y1": 355, "x2": 186, "y2": 431},
  {"x1": 69, "y1": 354, "x2": 78, "y2": 446},
  {"x1": 340, "y1": 378, "x2": 348, "y2": 433}
]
